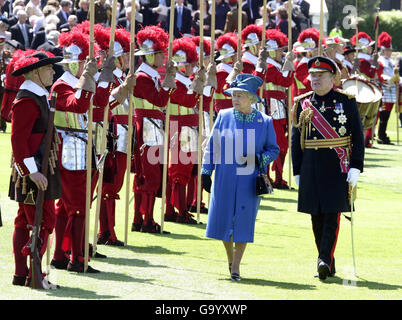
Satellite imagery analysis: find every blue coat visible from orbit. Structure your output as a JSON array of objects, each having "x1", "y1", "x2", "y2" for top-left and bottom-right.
[{"x1": 202, "y1": 108, "x2": 280, "y2": 243}]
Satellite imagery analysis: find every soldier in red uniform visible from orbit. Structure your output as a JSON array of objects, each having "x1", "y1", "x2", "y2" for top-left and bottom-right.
[
  {"x1": 214, "y1": 32, "x2": 238, "y2": 113},
  {"x1": 241, "y1": 25, "x2": 264, "y2": 74},
  {"x1": 350, "y1": 32, "x2": 378, "y2": 147},
  {"x1": 127, "y1": 25, "x2": 172, "y2": 233},
  {"x1": 84, "y1": 26, "x2": 132, "y2": 246},
  {"x1": 186, "y1": 36, "x2": 213, "y2": 214},
  {"x1": 293, "y1": 28, "x2": 320, "y2": 98},
  {"x1": 377, "y1": 32, "x2": 399, "y2": 145},
  {"x1": 164, "y1": 37, "x2": 200, "y2": 224},
  {"x1": 9, "y1": 51, "x2": 63, "y2": 288},
  {"x1": 1, "y1": 49, "x2": 36, "y2": 125},
  {"x1": 49, "y1": 29, "x2": 115, "y2": 273},
  {"x1": 263, "y1": 29, "x2": 294, "y2": 189}
]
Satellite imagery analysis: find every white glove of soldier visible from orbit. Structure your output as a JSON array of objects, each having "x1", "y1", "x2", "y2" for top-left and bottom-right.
[
  {"x1": 294, "y1": 175, "x2": 300, "y2": 187},
  {"x1": 346, "y1": 168, "x2": 360, "y2": 188}
]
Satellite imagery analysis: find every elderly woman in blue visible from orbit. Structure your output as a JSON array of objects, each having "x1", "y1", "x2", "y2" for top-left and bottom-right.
[{"x1": 201, "y1": 74, "x2": 279, "y2": 281}]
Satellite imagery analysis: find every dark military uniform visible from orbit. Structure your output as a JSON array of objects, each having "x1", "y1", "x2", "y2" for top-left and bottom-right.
[{"x1": 291, "y1": 87, "x2": 365, "y2": 276}]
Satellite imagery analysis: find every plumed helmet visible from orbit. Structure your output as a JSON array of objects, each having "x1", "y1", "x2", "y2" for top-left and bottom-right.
[
  {"x1": 216, "y1": 32, "x2": 238, "y2": 61},
  {"x1": 191, "y1": 36, "x2": 211, "y2": 57},
  {"x1": 172, "y1": 37, "x2": 198, "y2": 66},
  {"x1": 241, "y1": 25, "x2": 263, "y2": 48},
  {"x1": 296, "y1": 28, "x2": 320, "y2": 52},
  {"x1": 58, "y1": 29, "x2": 101, "y2": 63},
  {"x1": 378, "y1": 32, "x2": 392, "y2": 50},
  {"x1": 135, "y1": 25, "x2": 169, "y2": 56},
  {"x1": 350, "y1": 32, "x2": 375, "y2": 49},
  {"x1": 266, "y1": 29, "x2": 288, "y2": 51}
]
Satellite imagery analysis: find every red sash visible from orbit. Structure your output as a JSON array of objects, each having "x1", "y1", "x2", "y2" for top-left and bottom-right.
[{"x1": 301, "y1": 98, "x2": 350, "y2": 173}]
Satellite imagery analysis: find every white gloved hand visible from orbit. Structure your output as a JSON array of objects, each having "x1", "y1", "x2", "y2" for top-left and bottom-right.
[
  {"x1": 294, "y1": 175, "x2": 300, "y2": 187},
  {"x1": 346, "y1": 168, "x2": 360, "y2": 188}
]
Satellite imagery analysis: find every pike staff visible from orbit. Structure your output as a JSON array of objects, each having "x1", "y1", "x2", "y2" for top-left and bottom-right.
[
  {"x1": 84, "y1": 0, "x2": 95, "y2": 273},
  {"x1": 287, "y1": 0, "x2": 293, "y2": 189},
  {"x1": 123, "y1": 0, "x2": 137, "y2": 245},
  {"x1": 160, "y1": 0, "x2": 177, "y2": 234},
  {"x1": 195, "y1": 0, "x2": 205, "y2": 223},
  {"x1": 92, "y1": 0, "x2": 118, "y2": 255}
]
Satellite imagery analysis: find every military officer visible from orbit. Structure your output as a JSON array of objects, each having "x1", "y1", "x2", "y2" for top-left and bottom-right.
[
  {"x1": 9, "y1": 51, "x2": 63, "y2": 289},
  {"x1": 291, "y1": 56, "x2": 365, "y2": 280}
]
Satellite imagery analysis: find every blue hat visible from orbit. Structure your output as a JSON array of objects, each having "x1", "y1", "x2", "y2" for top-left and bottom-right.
[{"x1": 224, "y1": 73, "x2": 263, "y2": 102}]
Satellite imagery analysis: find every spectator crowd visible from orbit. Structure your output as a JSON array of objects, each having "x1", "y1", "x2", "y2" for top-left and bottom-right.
[{"x1": 0, "y1": 0, "x2": 311, "y2": 52}]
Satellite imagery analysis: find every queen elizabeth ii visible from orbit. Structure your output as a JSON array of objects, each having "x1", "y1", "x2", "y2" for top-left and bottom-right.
[{"x1": 201, "y1": 73, "x2": 280, "y2": 281}]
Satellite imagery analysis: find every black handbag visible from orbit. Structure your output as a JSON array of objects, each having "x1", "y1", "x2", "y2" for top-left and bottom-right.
[{"x1": 256, "y1": 156, "x2": 273, "y2": 196}]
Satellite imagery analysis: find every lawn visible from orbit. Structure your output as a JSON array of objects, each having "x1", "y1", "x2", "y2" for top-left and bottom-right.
[{"x1": 0, "y1": 112, "x2": 401, "y2": 300}]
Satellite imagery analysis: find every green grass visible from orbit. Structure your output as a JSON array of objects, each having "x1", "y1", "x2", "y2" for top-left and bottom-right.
[{"x1": 0, "y1": 112, "x2": 401, "y2": 300}]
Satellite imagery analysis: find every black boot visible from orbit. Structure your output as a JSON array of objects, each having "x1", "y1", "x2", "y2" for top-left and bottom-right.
[{"x1": 377, "y1": 111, "x2": 387, "y2": 143}]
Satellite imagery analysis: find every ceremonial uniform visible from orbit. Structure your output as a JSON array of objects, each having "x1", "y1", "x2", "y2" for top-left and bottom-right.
[
  {"x1": 50, "y1": 30, "x2": 113, "y2": 273},
  {"x1": 92, "y1": 27, "x2": 131, "y2": 246},
  {"x1": 214, "y1": 33, "x2": 238, "y2": 113},
  {"x1": 241, "y1": 25, "x2": 264, "y2": 75},
  {"x1": 291, "y1": 57, "x2": 365, "y2": 279},
  {"x1": 9, "y1": 51, "x2": 62, "y2": 287},
  {"x1": 263, "y1": 29, "x2": 293, "y2": 188},
  {"x1": 376, "y1": 32, "x2": 398, "y2": 145},
  {"x1": 186, "y1": 37, "x2": 213, "y2": 214},
  {"x1": 293, "y1": 28, "x2": 320, "y2": 97},
  {"x1": 130, "y1": 25, "x2": 171, "y2": 233}
]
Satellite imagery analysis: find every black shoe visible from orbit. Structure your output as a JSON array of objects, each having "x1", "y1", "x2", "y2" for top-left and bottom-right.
[
  {"x1": 230, "y1": 272, "x2": 241, "y2": 281},
  {"x1": 89, "y1": 245, "x2": 107, "y2": 259},
  {"x1": 50, "y1": 258, "x2": 70, "y2": 270},
  {"x1": 317, "y1": 261, "x2": 331, "y2": 280},
  {"x1": 67, "y1": 261, "x2": 101, "y2": 273},
  {"x1": 12, "y1": 275, "x2": 27, "y2": 286},
  {"x1": 176, "y1": 212, "x2": 198, "y2": 224},
  {"x1": 164, "y1": 212, "x2": 178, "y2": 222},
  {"x1": 105, "y1": 239, "x2": 124, "y2": 246},
  {"x1": 141, "y1": 221, "x2": 170, "y2": 234},
  {"x1": 97, "y1": 231, "x2": 110, "y2": 245},
  {"x1": 131, "y1": 219, "x2": 143, "y2": 232},
  {"x1": 188, "y1": 205, "x2": 208, "y2": 214}
]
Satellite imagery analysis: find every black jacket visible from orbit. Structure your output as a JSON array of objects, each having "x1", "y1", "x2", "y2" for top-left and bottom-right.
[
  {"x1": 10, "y1": 23, "x2": 33, "y2": 49},
  {"x1": 291, "y1": 89, "x2": 365, "y2": 215},
  {"x1": 163, "y1": 6, "x2": 192, "y2": 38}
]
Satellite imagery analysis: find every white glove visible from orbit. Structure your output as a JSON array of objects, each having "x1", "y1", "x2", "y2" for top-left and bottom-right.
[
  {"x1": 346, "y1": 168, "x2": 360, "y2": 188},
  {"x1": 294, "y1": 175, "x2": 300, "y2": 187}
]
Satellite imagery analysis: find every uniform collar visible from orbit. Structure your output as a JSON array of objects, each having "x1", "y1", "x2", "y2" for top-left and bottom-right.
[
  {"x1": 60, "y1": 71, "x2": 78, "y2": 88},
  {"x1": 311, "y1": 89, "x2": 335, "y2": 103},
  {"x1": 137, "y1": 62, "x2": 160, "y2": 81},
  {"x1": 20, "y1": 80, "x2": 49, "y2": 97}
]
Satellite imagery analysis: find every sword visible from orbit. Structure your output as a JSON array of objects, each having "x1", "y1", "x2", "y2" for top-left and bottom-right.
[{"x1": 349, "y1": 183, "x2": 357, "y2": 277}]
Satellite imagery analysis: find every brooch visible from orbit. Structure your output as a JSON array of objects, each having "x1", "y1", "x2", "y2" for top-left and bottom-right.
[
  {"x1": 338, "y1": 114, "x2": 347, "y2": 125},
  {"x1": 319, "y1": 103, "x2": 326, "y2": 113},
  {"x1": 338, "y1": 126, "x2": 347, "y2": 136}
]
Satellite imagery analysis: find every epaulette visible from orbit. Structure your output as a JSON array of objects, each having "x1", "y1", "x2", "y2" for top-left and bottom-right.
[
  {"x1": 294, "y1": 91, "x2": 314, "y2": 104},
  {"x1": 292, "y1": 91, "x2": 313, "y2": 126},
  {"x1": 335, "y1": 89, "x2": 355, "y2": 100}
]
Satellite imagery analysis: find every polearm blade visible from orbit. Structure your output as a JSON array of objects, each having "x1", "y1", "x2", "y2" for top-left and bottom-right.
[
  {"x1": 196, "y1": 0, "x2": 205, "y2": 223},
  {"x1": 124, "y1": 0, "x2": 137, "y2": 245},
  {"x1": 92, "y1": 0, "x2": 118, "y2": 255},
  {"x1": 84, "y1": 0, "x2": 95, "y2": 273},
  {"x1": 160, "y1": 0, "x2": 176, "y2": 234},
  {"x1": 287, "y1": 0, "x2": 293, "y2": 189}
]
